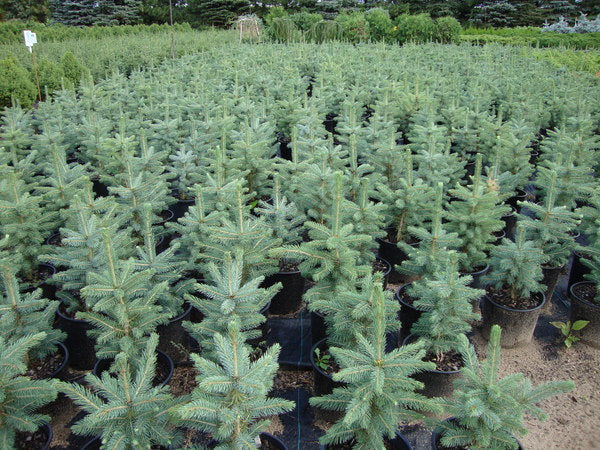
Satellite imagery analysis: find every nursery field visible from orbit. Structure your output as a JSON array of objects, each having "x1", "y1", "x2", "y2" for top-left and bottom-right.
[{"x1": 1, "y1": 41, "x2": 599, "y2": 450}]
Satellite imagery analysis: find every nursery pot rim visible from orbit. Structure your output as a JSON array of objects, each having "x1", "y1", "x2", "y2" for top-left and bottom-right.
[
  {"x1": 92, "y1": 349, "x2": 174, "y2": 387},
  {"x1": 169, "y1": 301, "x2": 193, "y2": 323},
  {"x1": 275, "y1": 259, "x2": 302, "y2": 275},
  {"x1": 21, "y1": 422, "x2": 53, "y2": 450},
  {"x1": 375, "y1": 255, "x2": 392, "y2": 277},
  {"x1": 56, "y1": 302, "x2": 90, "y2": 325},
  {"x1": 395, "y1": 282, "x2": 416, "y2": 309},
  {"x1": 154, "y1": 208, "x2": 175, "y2": 225},
  {"x1": 320, "y1": 430, "x2": 412, "y2": 450},
  {"x1": 402, "y1": 334, "x2": 462, "y2": 375},
  {"x1": 484, "y1": 290, "x2": 546, "y2": 313},
  {"x1": 569, "y1": 281, "x2": 599, "y2": 309},
  {"x1": 310, "y1": 338, "x2": 336, "y2": 381},
  {"x1": 260, "y1": 432, "x2": 287, "y2": 449},
  {"x1": 48, "y1": 342, "x2": 70, "y2": 379},
  {"x1": 431, "y1": 417, "x2": 524, "y2": 450},
  {"x1": 459, "y1": 263, "x2": 489, "y2": 278}
]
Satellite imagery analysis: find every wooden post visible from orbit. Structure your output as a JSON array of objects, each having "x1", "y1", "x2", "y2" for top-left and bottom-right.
[{"x1": 30, "y1": 48, "x2": 42, "y2": 102}]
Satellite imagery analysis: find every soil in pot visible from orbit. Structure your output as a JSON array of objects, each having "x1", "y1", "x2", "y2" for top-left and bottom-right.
[
  {"x1": 569, "y1": 282, "x2": 600, "y2": 348},
  {"x1": 403, "y1": 334, "x2": 462, "y2": 398},
  {"x1": 81, "y1": 436, "x2": 170, "y2": 450},
  {"x1": 23, "y1": 263, "x2": 56, "y2": 300},
  {"x1": 395, "y1": 283, "x2": 421, "y2": 341},
  {"x1": 310, "y1": 339, "x2": 343, "y2": 398},
  {"x1": 15, "y1": 423, "x2": 52, "y2": 450},
  {"x1": 171, "y1": 192, "x2": 195, "y2": 220},
  {"x1": 321, "y1": 432, "x2": 412, "y2": 450},
  {"x1": 262, "y1": 260, "x2": 305, "y2": 315},
  {"x1": 259, "y1": 432, "x2": 287, "y2": 450},
  {"x1": 431, "y1": 423, "x2": 523, "y2": 450},
  {"x1": 460, "y1": 264, "x2": 489, "y2": 290},
  {"x1": 372, "y1": 256, "x2": 392, "y2": 290},
  {"x1": 25, "y1": 342, "x2": 69, "y2": 380},
  {"x1": 93, "y1": 349, "x2": 174, "y2": 387},
  {"x1": 481, "y1": 287, "x2": 545, "y2": 348},
  {"x1": 56, "y1": 303, "x2": 97, "y2": 370},
  {"x1": 158, "y1": 303, "x2": 193, "y2": 363}
]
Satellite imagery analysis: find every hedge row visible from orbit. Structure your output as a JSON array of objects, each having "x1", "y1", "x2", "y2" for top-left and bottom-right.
[
  {"x1": 268, "y1": 11, "x2": 462, "y2": 44},
  {"x1": 0, "y1": 21, "x2": 192, "y2": 45}
]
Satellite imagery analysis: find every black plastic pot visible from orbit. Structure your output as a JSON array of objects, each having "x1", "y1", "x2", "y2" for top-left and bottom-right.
[
  {"x1": 310, "y1": 338, "x2": 345, "y2": 397},
  {"x1": 91, "y1": 177, "x2": 109, "y2": 197},
  {"x1": 541, "y1": 264, "x2": 564, "y2": 305},
  {"x1": 463, "y1": 161, "x2": 475, "y2": 182},
  {"x1": 17, "y1": 423, "x2": 53, "y2": 450},
  {"x1": 569, "y1": 281, "x2": 600, "y2": 349},
  {"x1": 154, "y1": 208, "x2": 175, "y2": 227},
  {"x1": 24, "y1": 263, "x2": 57, "y2": 300},
  {"x1": 460, "y1": 264, "x2": 489, "y2": 290},
  {"x1": 507, "y1": 188, "x2": 527, "y2": 212},
  {"x1": 377, "y1": 231, "x2": 416, "y2": 283},
  {"x1": 402, "y1": 334, "x2": 461, "y2": 398},
  {"x1": 262, "y1": 269, "x2": 305, "y2": 315},
  {"x1": 157, "y1": 303, "x2": 193, "y2": 363},
  {"x1": 311, "y1": 310, "x2": 327, "y2": 346},
  {"x1": 45, "y1": 232, "x2": 62, "y2": 247},
  {"x1": 481, "y1": 291, "x2": 546, "y2": 348},
  {"x1": 279, "y1": 140, "x2": 292, "y2": 161},
  {"x1": 320, "y1": 431, "x2": 412, "y2": 450},
  {"x1": 501, "y1": 208, "x2": 516, "y2": 239},
  {"x1": 568, "y1": 251, "x2": 591, "y2": 291},
  {"x1": 493, "y1": 229, "x2": 506, "y2": 246},
  {"x1": 93, "y1": 349, "x2": 174, "y2": 387},
  {"x1": 56, "y1": 305, "x2": 97, "y2": 370},
  {"x1": 395, "y1": 283, "x2": 421, "y2": 340},
  {"x1": 431, "y1": 418, "x2": 524, "y2": 450},
  {"x1": 45, "y1": 342, "x2": 69, "y2": 380},
  {"x1": 323, "y1": 113, "x2": 338, "y2": 134},
  {"x1": 529, "y1": 149, "x2": 539, "y2": 166},
  {"x1": 170, "y1": 195, "x2": 195, "y2": 221},
  {"x1": 259, "y1": 432, "x2": 288, "y2": 450},
  {"x1": 81, "y1": 436, "x2": 172, "y2": 450},
  {"x1": 374, "y1": 256, "x2": 392, "y2": 290}
]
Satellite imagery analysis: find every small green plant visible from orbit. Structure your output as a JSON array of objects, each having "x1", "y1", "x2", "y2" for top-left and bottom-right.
[
  {"x1": 313, "y1": 347, "x2": 330, "y2": 371},
  {"x1": 550, "y1": 320, "x2": 590, "y2": 348}
]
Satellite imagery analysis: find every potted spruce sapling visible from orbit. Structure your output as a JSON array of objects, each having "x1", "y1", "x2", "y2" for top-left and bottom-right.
[
  {"x1": 79, "y1": 230, "x2": 172, "y2": 371},
  {"x1": 0, "y1": 262, "x2": 67, "y2": 379},
  {"x1": 310, "y1": 279, "x2": 439, "y2": 448},
  {"x1": 270, "y1": 172, "x2": 372, "y2": 344},
  {"x1": 56, "y1": 334, "x2": 183, "y2": 449},
  {"x1": 518, "y1": 168, "x2": 581, "y2": 305},
  {"x1": 175, "y1": 320, "x2": 294, "y2": 450},
  {"x1": 167, "y1": 147, "x2": 201, "y2": 220},
  {"x1": 403, "y1": 253, "x2": 483, "y2": 398},
  {"x1": 447, "y1": 154, "x2": 510, "y2": 288},
  {"x1": 481, "y1": 225, "x2": 548, "y2": 348},
  {"x1": 375, "y1": 149, "x2": 435, "y2": 282},
  {"x1": 0, "y1": 333, "x2": 58, "y2": 450},
  {"x1": 569, "y1": 233, "x2": 600, "y2": 348},
  {"x1": 350, "y1": 178, "x2": 391, "y2": 284},
  {"x1": 0, "y1": 170, "x2": 58, "y2": 286},
  {"x1": 310, "y1": 273, "x2": 399, "y2": 397},
  {"x1": 133, "y1": 204, "x2": 195, "y2": 362},
  {"x1": 198, "y1": 182, "x2": 282, "y2": 283},
  {"x1": 397, "y1": 182, "x2": 461, "y2": 281},
  {"x1": 184, "y1": 251, "x2": 281, "y2": 355},
  {"x1": 255, "y1": 176, "x2": 307, "y2": 314},
  {"x1": 431, "y1": 326, "x2": 575, "y2": 450}
]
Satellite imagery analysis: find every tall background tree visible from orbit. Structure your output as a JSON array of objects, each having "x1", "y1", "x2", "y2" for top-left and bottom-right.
[
  {"x1": 187, "y1": 0, "x2": 250, "y2": 27},
  {"x1": 50, "y1": 0, "x2": 142, "y2": 26},
  {"x1": 0, "y1": 0, "x2": 49, "y2": 21}
]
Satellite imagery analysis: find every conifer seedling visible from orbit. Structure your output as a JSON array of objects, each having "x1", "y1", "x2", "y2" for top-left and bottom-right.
[{"x1": 433, "y1": 326, "x2": 574, "y2": 449}]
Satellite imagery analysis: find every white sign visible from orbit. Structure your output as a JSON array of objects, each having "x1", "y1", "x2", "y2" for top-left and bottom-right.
[{"x1": 23, "y1": 30, "x2": 37, "y2": 52}]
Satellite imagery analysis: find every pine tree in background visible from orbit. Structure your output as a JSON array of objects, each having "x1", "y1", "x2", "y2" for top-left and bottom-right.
[
  {"x1": 408, "y1": 254, "x2": 482, "y2": 359},
  {"x1": 184, "y1": 252, "x2": 280, "y2": 355},
  {"x1": 188, "y1": 0, "x2": 250, "y2": 27},
  {"x1": 0, "y1": 333, "x2": 57, "y2": 448},
  {"x1": 399, "y1": 183, "x2": 461, "y2": 280},
  {"x1": 433, "y1": 326, "x2": 574, "y2": 449},
  {"x1": 50, "y1": 0, "x2": 98, "y2": 25},
  {"x1": 447, "y1": 154, "x2": 510, "y2": 272},
  {"x1": 0, "y1": 264, "x2": 65, "y2": 361},
  {"x1": 310, "y1": 283, "x2": 438, "y2": 448},
  {"x1": 176, "y1": 321, "x2": 295, "y2": 447},
  {"x1": 0, "y1": 0, "x2": 50, "y2": 21},
  {"x1": 56, "y1": 335, "x2": 184, "y2": 449}
]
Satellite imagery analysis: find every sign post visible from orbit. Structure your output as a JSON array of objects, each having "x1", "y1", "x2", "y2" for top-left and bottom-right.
[{"x1": 23, "y1": 30, "x2": 42, "y2": 102}]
